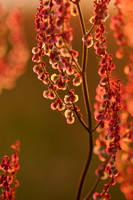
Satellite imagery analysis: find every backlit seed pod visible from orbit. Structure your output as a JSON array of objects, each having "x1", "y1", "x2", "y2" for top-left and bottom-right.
[
  {"x1": 73, "y1": 73, "x2": 82, "y2": 86},
  {"x1": 82, "y1": 33, "x2": 93, "y2": 48},
  {"x1": 71, "y1": 6, "x2": 77, "y2": 16},
  {"x1": 64, "y1": 109, "x2": 75, "y2": 124}
]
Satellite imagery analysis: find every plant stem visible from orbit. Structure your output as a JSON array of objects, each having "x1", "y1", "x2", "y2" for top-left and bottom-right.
[
  {"x1": 83, "y1": 156, "x2": 111, "y2": 200},
  {"x1": 76, "y1": 1, "x2": 92, "y2": 124},
  {"x1": 73, "y1": 103, "x2": 90, "y2": 133},
  {"x1": 75, "y1": 2, "x2": 93, "y2": 200},
  {"x1": 92, "y1": 101, "x2": 109, "y2": 132},
  {"x1": 76, "y1": 1, "x2": 86, "y2": 35},
  {"x1": 75, "y1": 131, "x2": 93, "y2": 200},
  {"x1": 92, "y1": 121, "x2": 102, "y2": 132},
  {"x1": 66, "y1": 85, "x2": 89, "y2": 132},
  {"x1": 82, "y1": 72, "x2": 92, "y2": 129},
  {"x1": 62, "y1": 37, "x2": 82, "y2": 73}
]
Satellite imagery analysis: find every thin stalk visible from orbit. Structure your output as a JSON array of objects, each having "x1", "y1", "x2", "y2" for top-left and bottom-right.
[
  {"x1": 87, "y1": 25, "x2": 95, "y2": 35},
  {"x1": 92, "y1": 101, "x2": 109, "y2": 133},
  {"x1": 61, "y1": 11, "x2": 81, "y2": 72},
  {"x1": 92, "y1": 121, "x2": 102, "y2": 132},
  {"x1": 100, "y1": 178, "x2": 112, "y2": 199},
  {"x1": 75, "y1": 131, "x2": 93, "y2": 200},
  {"x1": 76, "y1": 1, "x2": 91, "y2": 123},
  {"x1": 83, "y1": 156, "x2": 111, "y2": 200},
  {"x1": 66, "y1": 85, "x2": 89, "y2": 133},
  {"x1": 76, "y1": 1, "x2": 86, "y2": 35},
  {"x1": 82, "y1": 72, "x2": 92, "y2": 129},
  {"x1": 63, "y1": 38, "x2": 82, "y2": 72},
  {"x1": 73, "y1": 103, "x2": 90, "y2": 133},
  {"x1": 75, "y1": 2, "x2": 93, "y2": 200}
]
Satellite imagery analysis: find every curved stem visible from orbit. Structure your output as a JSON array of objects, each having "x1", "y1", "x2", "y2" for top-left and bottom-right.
[
  {"x1": 75, "y1": 73, "x2": 93, "y2": 200},
  {"x1": 82, "y1": 72, "x2": 92, "y2": 129},
  {"x1": 76, "y1": 132, "x2": 93, "y2": 200},
  {"x1": 75, "y1": 2, "x2": 93, "y2": 200},
  {"x1": 62, "y1": 38, "x2": 82, "y2": 72},
  {"x1": 83, "y1": 156, "x2": 111, "y2": 200},
  {"x1": 73, "y1": 103, "x2": 90, "y2": 133},
  {"x1": 87, "y1": 25, "x2": 95, "y2": 35},
  {"x1": 76, "y1": 2, "x2": 91, "y2": 124},
  {"x1": 92, "y1": 121, "x2": 102, "y2": 133},
  {"x1": 76, "y1": 1, "x2": 86, "y2": 35},
  {"x1": 66, "y1": 85, "x2": 89, "y2": 133},
  {"x1": 92, "y1": 101, "x2": 109, "y2": 133}
]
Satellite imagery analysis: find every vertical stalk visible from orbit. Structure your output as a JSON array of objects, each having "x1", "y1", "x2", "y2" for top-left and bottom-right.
[
  {"x1": 76, "y1": 0, "x2": 92, "y2": 128},
  {"x1": 75, "y1": 2, "x2": 93, "y2": 200},
  {"x1": 82, "y1": 72, "x2": 92, "y2": 129},
  {"x1": 76, "y1": 131, "x2": 93, "y2": 200},
  {"x1": 76, "y1": 2, "x2": 86, "y2": 35}
]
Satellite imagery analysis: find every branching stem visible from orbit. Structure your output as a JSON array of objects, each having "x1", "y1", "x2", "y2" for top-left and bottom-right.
[{"x1": 75, "y1": 2, "x2": 93, "y2": 200}]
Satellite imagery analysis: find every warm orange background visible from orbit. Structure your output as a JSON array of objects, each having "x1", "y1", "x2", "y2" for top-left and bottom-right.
[{"x1": 0, "y1": 1, "x2": 127, "y2": 199}]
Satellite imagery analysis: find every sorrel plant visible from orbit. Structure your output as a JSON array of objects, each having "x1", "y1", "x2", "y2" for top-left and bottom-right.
[
  {"x1": 0, "y1": 0, "x2": 133, "y2": 199},
  {"x1": 32, "y1": 0, "x2": 133, "y2": 199}
]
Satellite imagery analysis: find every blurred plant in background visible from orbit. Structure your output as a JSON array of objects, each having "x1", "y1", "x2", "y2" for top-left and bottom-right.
[
  {"x1": 110, "y1": 0, "x2": 133, "y2": 199},
  {"x1": 0, "y1": 2, "x2": 29, "y2": 93}
]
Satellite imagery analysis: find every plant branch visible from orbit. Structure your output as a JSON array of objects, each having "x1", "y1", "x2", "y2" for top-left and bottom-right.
[
  {"x1": 73, "y1": 103, "x2": 90, "y2": 133},
  {"x1": 66, "y1": 85, "x2": 89, "y2": 132},
  {"x1": 92, "y1": 121, "x2": 102, "y2": 133},
  {"x1": 83, "y1": 156, "x2": 111, "y2": 200},
  {"x1": 62, "y1": 37, "x2": 82, "y2": 73},
  {"x1": 75, "y1": 130, "x2": 93, "y2": 200},
  {"x1": 87, "y1": 25, "x2": 95, "y2": 35},
  {"x1": 76, "y1": 1, "x2": 91, "y2": 124},
  {"x1": 82, "y1": 73, "x2": 92, "y2": 129},
  {"x1": 76, "y1": 1, "x2": 86, "y2": 35},
  {"x1": 92, "y1": 101, "x2": 109, "y2": 133},
  {"x1": 75, "y1": 2, "x2": 93, "y2": 200}
]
